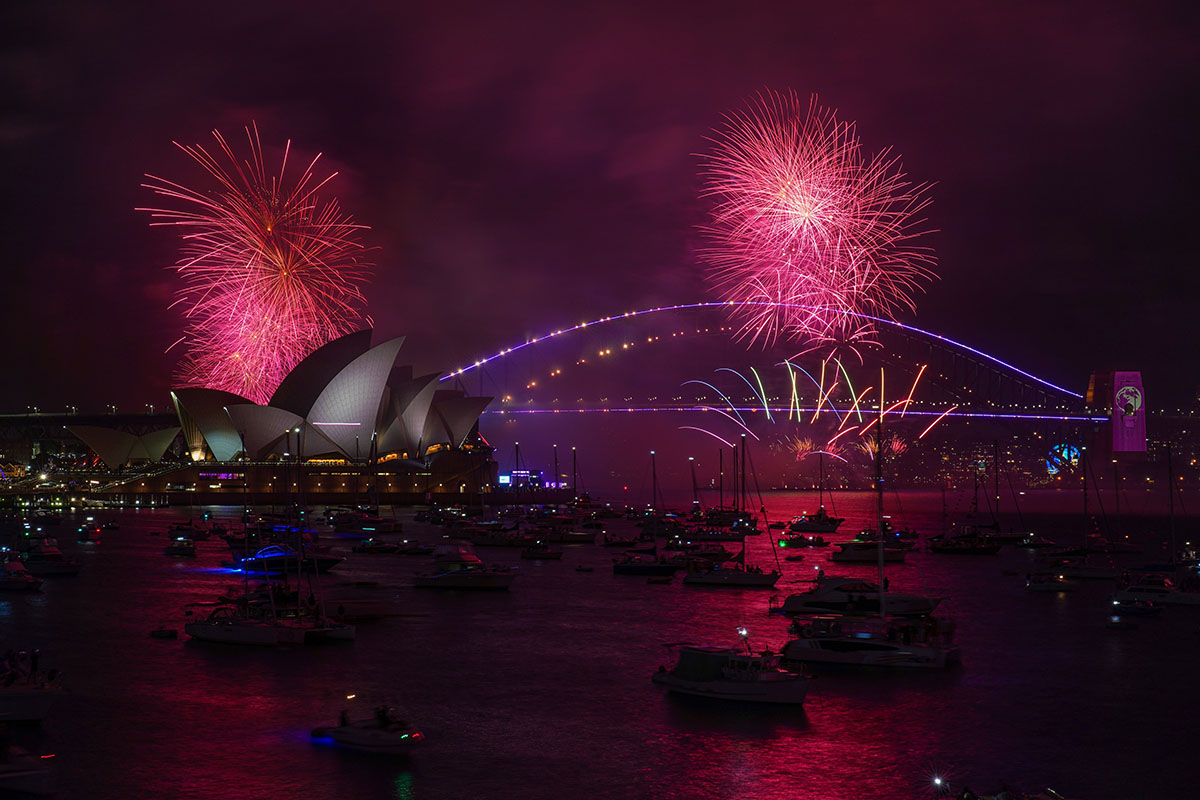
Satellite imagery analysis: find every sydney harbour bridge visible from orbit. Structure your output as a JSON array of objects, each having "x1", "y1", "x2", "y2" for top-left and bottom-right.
[{"x1": 0, "y1": 302, "x2": 1190, "y2": 504}]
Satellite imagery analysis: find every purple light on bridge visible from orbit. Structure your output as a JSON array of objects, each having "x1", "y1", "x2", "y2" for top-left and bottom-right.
[
  {"x1": 443, "y1": 301, "x2": 1084, "y2": 399},
  {"x1": 484, "y1": 407, "x2": 1106, "y2": 422}
]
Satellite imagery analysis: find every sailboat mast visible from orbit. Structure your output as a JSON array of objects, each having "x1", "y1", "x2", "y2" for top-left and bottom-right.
[
  {"x1": 876, "y1": 368, "x2": 887, "y2": 618},
  {"x1": 651, "y1": 450, "x2": 658, "y2": 511},
  {"x1": 718, "y1": 448, "x2": 724, "y2": 509},
  {"x1": 993, "y1": 439, "x2": 1001, "y2": 521},
  {"x1": 1081, "y1": 446, "x2": 1088, "y2": 546},
  {"x1": 731, "y1": 444, "x2": 738, "y2": 513},
  {"x1": 741, "y1": 434, "x2": 748, "y2": 516},
  {"x1": 1167, "y1": 444, "x2": 1177, "y2": 564},
  {"x1": 689, "y1": 457, "x2": 698, "y2": 510},
  {"x1": 818, "y1": 450, "x2": 824, "y2": 511}
]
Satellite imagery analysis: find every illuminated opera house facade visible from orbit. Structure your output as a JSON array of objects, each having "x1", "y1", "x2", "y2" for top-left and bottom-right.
[{"x1": 67, "y1": 331, "x2": 496, "y2": 503}]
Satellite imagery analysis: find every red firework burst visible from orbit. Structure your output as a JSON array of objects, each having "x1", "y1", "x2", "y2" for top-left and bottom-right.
[
  {"x1": 140, "y1": 124, "x2": 372, "y2": 403},
  {"x1": 700, "y1": 91, "x2": 936, "y2": 353}
]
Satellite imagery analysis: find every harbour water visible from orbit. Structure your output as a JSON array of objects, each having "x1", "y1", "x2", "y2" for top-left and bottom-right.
[{"x1": 3, "y1": 490, "x2": 1196, "y2": 799}]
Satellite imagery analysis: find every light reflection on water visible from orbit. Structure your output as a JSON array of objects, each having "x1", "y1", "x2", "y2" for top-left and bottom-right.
[{"x1": 1, "y1": 492, "x2": 1196, "y2": 799}]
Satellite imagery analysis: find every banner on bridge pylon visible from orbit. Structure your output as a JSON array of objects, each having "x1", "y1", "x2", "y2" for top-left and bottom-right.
[{"x1": 1111, "y1": 371, "x2": 1146, "y2": 454}]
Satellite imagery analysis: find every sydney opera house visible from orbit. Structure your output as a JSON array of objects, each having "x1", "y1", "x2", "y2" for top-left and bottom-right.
[{"x1": 56, "y1": 331, "x2": 497, "y2": 503}]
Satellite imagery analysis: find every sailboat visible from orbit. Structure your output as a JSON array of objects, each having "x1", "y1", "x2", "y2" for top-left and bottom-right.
[
  {"x1": 682, "y1": 543, "x2": 780, "y2": 587},
  {"x1": 785, "y1": 450, "x2": 844, "y2": 533},
  {"x1": 780, "y1": 379, "x2": 960, "y2": 670},
  {"x1": 185, "y1": 450, "x2": 355, "y2": 645}
]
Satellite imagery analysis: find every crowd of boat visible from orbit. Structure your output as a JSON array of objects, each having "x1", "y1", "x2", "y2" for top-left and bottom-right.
[{"x1": 2, "y1": 488, "x2": 1196, "y2": 797}]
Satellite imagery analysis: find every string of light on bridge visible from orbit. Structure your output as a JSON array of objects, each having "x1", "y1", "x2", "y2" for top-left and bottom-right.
[{"x1": 442, "y1": 301, "x2": 1084, "y2": 399}]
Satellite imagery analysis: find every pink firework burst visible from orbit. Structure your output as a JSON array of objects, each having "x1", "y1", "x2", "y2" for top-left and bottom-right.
[
  {"x1": 700, "y1": 91, "x2": 936, "y2": 353},
  {"x1": 140, "y1": 124, "x2": 372, "y2": 403}
]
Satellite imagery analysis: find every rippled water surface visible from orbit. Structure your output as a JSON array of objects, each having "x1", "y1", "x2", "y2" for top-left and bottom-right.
[{"x1": 4, "y1": 490, "x2": 1197, "y2": 799}]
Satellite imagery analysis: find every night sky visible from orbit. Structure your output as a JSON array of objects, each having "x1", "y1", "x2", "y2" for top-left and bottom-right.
[{"x1": 3, "y1": 1, "x2": 1198, "y2": 411}]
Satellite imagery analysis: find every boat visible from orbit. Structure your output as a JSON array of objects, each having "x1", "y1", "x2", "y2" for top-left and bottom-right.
[
  {"x1": 781, "y1": 615, "x2": 960, "y2": 669},
  {"x1": 168, "y1": 521, "x2": 212, "y2": 541},
  {"x1": 777, "y1": 533, "x2": 828, "y2": 548},
  {"x1": 1082, "y1": 533, "x2": 1141, "y2": 555},
  {"x1": 773, "y1": 574, "x2": 942, "y2": 617},
  {"x1": 600, "y1": 535, "x2": 640, "y2": 548},
  {"x1": 164, "y1": 536, "x2": 197, "y2": 557},
  {"x1": 20, "y1": 543, "x2": 80, "y2": 576},
  {"x1": 678, "y1": 527, "x2": 745, "y2": 543},
  {"x1": 311, "y1": 706, "x2": 424, "y2": 754},
  {"x1": 234, "y1": 545, "x2": 342, "y2": 575},
  {"x1": 830, "y1": 541, "x2": 906, "y2": 563},
  {"x1": 1109, "y1": 575, "x2": 1200, "y2": 606},
  {"x1": 331, "y1": 513, "x2": 403, "y2": 537},
  {"x1": 412, "y1": 544, "x2": 515, "y2": 590},
  {"x1": 1021, "y1": 534, "x2": 1058, "y2": 549},
  {"x1": 854, "y1": 527, "x2": 919, "y2": 551},
  {"x1": 663, "y1": 539, "x2": 734, "y2": 559},
  {"x1": 1026, "y1": 572, "x2": 1077, "y2": 592},
  {"x1": 520, "y1": 542, "x2": 563, "y2": 560},
  {"x1": 682, "y1": 563, "x2": 780, "y2": 587},
  {"x1": 1108, "y1": 598, "x2": 1162, "y2": 617},
  {"x1": 786, "y1": 508, "x2": 843, "y2": 534},
  {"x1": 788, "y1": 451, "x2": 844, "y2": 533},
  {"x1": 0, "y1": 561, "x2": 43, "y2": 592},
  {"x1": 612, "y1": 555, "x2": 678, "y2": 576},
  {"x1": 184, "y1": 605, "x2": 355, "y2": 645},
  {"x1": 351, "y1": 538, "x2": 400, "y2": 554},
  {"x1": 651, "y1": 635, "x2": 810, "y2": 704},
  {"x1": 681, "y1": 545, "x2": 780, "y2": 587},
  {"x1": 0, "y1": 662, "x2": 64, "y2": 722},
  {"x1": 466, "y1": 529, "x2": 536, "y2": 548},
  {"x1": 928, "y1": 535, "x2": 1001, "y2": 555},
  {"x1": 1038, "y1": 555, "x2": 1119, "y2": 580},
  {"x1": 76, "y1": 523, "x2": 102, "y2": 543},
  {"x1": 0, "y1": 747, "x2": 54, "y2": 796}
]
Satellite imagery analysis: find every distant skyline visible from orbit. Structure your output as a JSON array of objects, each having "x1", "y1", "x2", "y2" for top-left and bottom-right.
[{"x1": 3, "y1": 1, "x2": 1198, "y2": 410}]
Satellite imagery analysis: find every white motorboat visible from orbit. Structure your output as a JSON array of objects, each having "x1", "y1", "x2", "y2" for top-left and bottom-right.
[
  {"x1": 311, "y1": 707, "x2": 424, "y2": 754},
  {"x1": 652, "y1": 639, "x2": 810, "y2": 704},
  {"x1": 413, "y1": 544, "x2": 515, "y2": 590},
  {"x1": 830, "y1": 541, "x2": 906, "y2": 563},
  {"x1": 1110, "y1": 576, "x2": 1200, "y2": 606},
  {"x1": 0, "y1": 561, "x2": 43, "y2": 592},
  {"x1": 782, "y1": 615, "x2": 960, "y2": 669},
  {"x1": 773, "y1": 575, "x2": 942, "y2": 617}
]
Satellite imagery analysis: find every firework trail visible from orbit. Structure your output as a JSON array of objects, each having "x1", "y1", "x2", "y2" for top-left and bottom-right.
[
  {"x1": 141, "y1": 124, "x2": 372, "y2": 403},
  {"x1": 700, "y1": 91, "x2": 936, "y2": 353}
]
